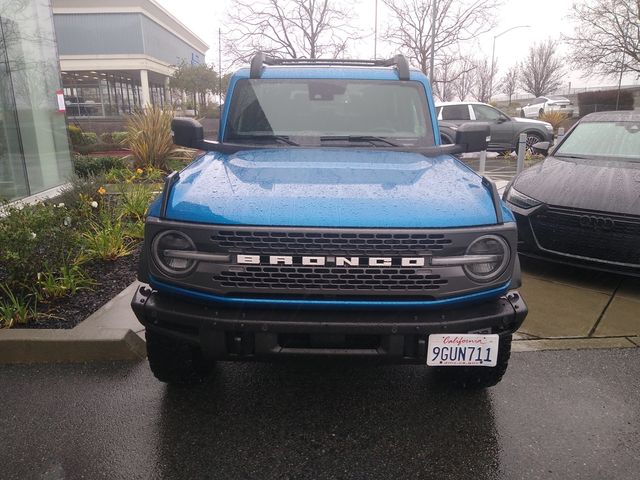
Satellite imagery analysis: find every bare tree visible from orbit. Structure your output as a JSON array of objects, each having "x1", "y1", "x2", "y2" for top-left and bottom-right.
[
  {"x1": 500, "y1": 64, "x2": 519, "y2": 104},
  {"x1": 519, "y1": 39, "x2": 565, "y2": 97},
  {"x1": 432, "y1": 54, "x2": 474, "y2": 101},
  {"x1": 224, "y1": 0, "x2": 358, "y2": 63},
  {"x1": 452, "y1": 56, "x2": 476, "y2": 101},
  {"x1": 566, "y1": 0, "x2": 640, "y2": 76},
  {"x1": 383, "y1": 0, "x2": 502, "y2": 75},
  {"x1": 472, "y1": 57, "x2": 495, "y2": 103}
]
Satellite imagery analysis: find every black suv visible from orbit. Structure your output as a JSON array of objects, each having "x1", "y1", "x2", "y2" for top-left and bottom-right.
[{"x1": 436, "y1": 102, "x2": 554, "y2": 153}]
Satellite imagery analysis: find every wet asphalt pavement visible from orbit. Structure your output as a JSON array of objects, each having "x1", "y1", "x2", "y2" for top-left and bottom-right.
[{"x1": 1, "y1": 349, "x2": 639, "y2": 480}]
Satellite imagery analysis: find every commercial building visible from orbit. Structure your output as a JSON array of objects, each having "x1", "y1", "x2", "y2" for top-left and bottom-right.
[
  {"x1": 52, "y1": 0, "x2": 209, "y2": 119},
  {"x1": 0, "y1": 0, "x2": 72, "y2": 202}
]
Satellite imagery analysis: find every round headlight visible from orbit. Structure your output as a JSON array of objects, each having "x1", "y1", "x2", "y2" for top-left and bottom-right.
[
  {"x1": 151, "y1": 230, "x2": 197, "y2": 277},
  {"x1": 463, "y1": 235, "x2": 510, "y2": 283}
]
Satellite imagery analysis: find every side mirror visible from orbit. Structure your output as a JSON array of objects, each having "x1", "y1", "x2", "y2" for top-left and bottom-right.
[
  {"x1": 171, "y1": 117, "x2": 204, "y2": 149},
  {"x1": 531, "y1": 141, "x2": 551, "y2": 156},
  {"x1": 455, "y1": 122, "x2": 490, "y2": 153}
]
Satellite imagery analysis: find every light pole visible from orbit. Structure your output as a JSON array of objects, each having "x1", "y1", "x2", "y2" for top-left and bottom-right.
[
  {"x1": 489, "y1": 25, "x2": 531, "y2": 101},
  {"x1": 374, "y1": 0, "x2": 378, "y2": 59}
]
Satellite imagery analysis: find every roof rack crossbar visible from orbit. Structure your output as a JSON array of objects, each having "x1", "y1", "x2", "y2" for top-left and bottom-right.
[{"x1": 249, "y1": 53, "x2": 411, "y2": 80}]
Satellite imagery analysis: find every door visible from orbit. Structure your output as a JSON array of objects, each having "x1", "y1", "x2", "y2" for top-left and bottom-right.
[{"x1": 471, "y1": 104, "x2": 513, "y2": 150}]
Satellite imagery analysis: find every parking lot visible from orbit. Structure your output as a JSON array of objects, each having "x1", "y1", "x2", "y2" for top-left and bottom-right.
[{"x1": 1, "y1": 348, "x2": 639, "y2": 480}]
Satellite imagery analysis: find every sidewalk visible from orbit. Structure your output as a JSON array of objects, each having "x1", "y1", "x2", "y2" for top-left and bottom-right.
[{"x1": 514, "y1": 258, "x2": 640, "y2": 351}]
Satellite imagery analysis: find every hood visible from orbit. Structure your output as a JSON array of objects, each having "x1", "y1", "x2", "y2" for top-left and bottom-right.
[
  {"x1": 154, "y1": 148, "x2": 503, "y2": 228},
  {"x1": 512, "y1": 117, "x2": 552, "y2": 127},
  {"x1": 514, "y1": 156, "x2": 640, "y2": 215}
]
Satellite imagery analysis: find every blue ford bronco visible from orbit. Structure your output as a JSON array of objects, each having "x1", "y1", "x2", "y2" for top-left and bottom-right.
[{"x1": 131, "y1": 53, "x2": 528, "y2": 388}]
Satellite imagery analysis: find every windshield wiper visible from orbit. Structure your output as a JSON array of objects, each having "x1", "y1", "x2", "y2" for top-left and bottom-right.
[
  {"x1": 227, "y1": 134, "x2": 299, "y2": 146},
  {"x1": 320, "y1": 135, "x2": 399, "y2": 147}
]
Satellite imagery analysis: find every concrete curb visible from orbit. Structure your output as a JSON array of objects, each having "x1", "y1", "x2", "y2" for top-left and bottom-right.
[
  {"x1": 512, "y1": 336, "x2": 638, "y2": 353},
  {"x1": 0, "y1": 282, "x2": 146, "y2": 364}
]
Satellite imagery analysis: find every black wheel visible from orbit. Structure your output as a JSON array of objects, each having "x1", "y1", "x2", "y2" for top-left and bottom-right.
[
  {"x1": 516, "y1": 132, "x2": 543, "y2": 154},
  {"x1": 440, "y1": 134, "x2": 453, "y2": 145},
  {"x1": 433, "y1": 334, "x2": 512, "y2": 389},
  {"x1": 146, "y1": 329, "x2": 213, "y2": 385}
]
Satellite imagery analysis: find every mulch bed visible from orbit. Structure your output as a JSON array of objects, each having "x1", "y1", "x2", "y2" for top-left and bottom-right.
[{"x1": 16, "y1": 245, "x2": 142, "y2": 330}]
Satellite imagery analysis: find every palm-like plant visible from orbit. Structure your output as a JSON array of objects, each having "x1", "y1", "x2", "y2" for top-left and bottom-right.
[{"x1": 125, "y1": 106, "x2": 192, "y2": 170}]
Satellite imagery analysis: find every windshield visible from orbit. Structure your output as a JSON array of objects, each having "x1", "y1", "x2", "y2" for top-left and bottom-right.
[
  {"x1": 555, "y1": 121, "x2": 640, "y2": 161},
  {"x1": 224, "y1": 79, "x2": 433, "y2": 146}
]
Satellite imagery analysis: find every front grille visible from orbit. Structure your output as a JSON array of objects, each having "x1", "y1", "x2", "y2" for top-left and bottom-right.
[
  {"x1": 144, "y1": 219, "x2": 518, "y2": 300},
  {"x1": 211, "y1": 230, "x2": 453, "y2": 256},
  {"x1": 530, "y1": 207, "x2": 640, "y2": 265},
  {"x1": 214, "y1": 265, "x2": 449, "y2": 293}
]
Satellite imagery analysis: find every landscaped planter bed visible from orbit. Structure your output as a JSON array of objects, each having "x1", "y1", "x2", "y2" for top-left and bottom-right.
[{"x1": 15, "y1": 245, "x2": 140, "y2": 330}]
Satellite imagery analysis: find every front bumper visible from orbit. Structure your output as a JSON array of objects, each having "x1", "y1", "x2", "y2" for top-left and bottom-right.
[
  {"x1": 510, "y1": 203, "x2": 640, "y2": 277},
  {"x1": 131, "y1": 286, "x2": 527, "y2": 363}
]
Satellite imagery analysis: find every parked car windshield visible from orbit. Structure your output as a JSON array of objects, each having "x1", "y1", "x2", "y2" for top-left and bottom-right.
[
  {"x1": 225, "y1": 79, "x2": 433, "y2": 146},
  {"x1": 555, "y1": 121, "x2": 640, "y2": 161}
]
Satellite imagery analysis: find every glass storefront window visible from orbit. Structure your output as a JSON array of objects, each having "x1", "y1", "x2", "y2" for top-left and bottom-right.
[
  {"x1": 0, "y1": 0, "x2": 72, "y2": 201},
  {"x1": 63, "y1": 72, "x2": 145, "y2": 117}
]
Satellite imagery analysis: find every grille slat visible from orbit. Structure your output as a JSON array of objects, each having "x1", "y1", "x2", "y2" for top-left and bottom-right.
[
  {"x1": 213, "y1": 266, "x2": 448, "y2": 292},
  {"x1": 530, "y1": 208, "x2": 640, "y2": 265},
  {"x1": 211, "y1": 231, "x2": 452, "y2": 256}
]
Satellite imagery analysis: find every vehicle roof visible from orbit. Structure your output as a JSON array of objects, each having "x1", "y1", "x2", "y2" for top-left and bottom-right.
[
  {"x1": 580, "y1": 111, "x2": 640, "y2": 122},
  {"x1": 233, "y1": 65, "x2": 426, "y2": 81}
]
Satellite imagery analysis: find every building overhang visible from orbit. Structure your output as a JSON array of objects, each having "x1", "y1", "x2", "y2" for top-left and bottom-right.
[
  {"x1": 59, "y1": 54, "x2": 176, "y2": 77},
  {"x1": 52, "y1": 0, "x2": 208, "y2": 55}
]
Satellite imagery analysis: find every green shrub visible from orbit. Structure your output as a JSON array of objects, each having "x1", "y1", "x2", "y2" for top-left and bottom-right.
[
  {"x1": 37, "y1": 263, "x2": 95, "y2": 300},
  {"x1": 100, "y1": 132, "x2": 113, "y2": 144},
  {"x1": 81, "y1": 132, "x2": 98, "y2": 145},
  {"x1": 0, "y1": 203, "x2": 81, "y2": 285},
  {"x1": 125, "y1": 106, "x2": 193, "y2": 170},
  {"x1": 81, "y1": 213, "x2": 135, "y2": 262},
  {"x1": 117, "y1": 183, "x2": 155, "y2": 222},
  {"x1": 68, "y1": 125, "x2": 84, "y2": 146},
  {"x1": 56, "y1": 174, "x2": 107, "y2": 209},
  {"x1": 112, "y1": 131, "x2": 129, "y2": 146},
  {"x1": 0, "y1": 284, "x2": 37, "y2": 329},
  {"x1": 539, "y1": 111, "x2": 568, "y2": 131},
  {"x1": 72, "y1": 155, "x2": 125, "y2": 178}
]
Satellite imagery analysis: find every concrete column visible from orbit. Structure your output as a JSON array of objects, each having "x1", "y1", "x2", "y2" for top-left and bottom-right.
[
  {"x1": 140, "y1": 69, "x2": 151, "y2": 107},
  {"x1": 164, "y1": 76, "x2": 171, "y2": 106}
]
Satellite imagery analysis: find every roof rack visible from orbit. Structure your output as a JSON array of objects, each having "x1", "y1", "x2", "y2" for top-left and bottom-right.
[{"x1": 249, "y1": 52, "x2": 410, "y2": 81}]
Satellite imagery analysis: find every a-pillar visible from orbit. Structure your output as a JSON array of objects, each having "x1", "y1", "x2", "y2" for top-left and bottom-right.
[{"x1": 140, "y1": 69, "x2": 151, "y2": 107}]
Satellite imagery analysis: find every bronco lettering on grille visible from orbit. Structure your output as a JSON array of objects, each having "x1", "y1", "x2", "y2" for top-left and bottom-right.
[{"x1": 236, "y1": 255, "x2": 427, "y2": 267}]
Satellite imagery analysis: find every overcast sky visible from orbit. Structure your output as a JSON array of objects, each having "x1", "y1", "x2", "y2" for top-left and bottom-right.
[{"x1": 156, "y1": 0, "x2": 639, "y2": 93}]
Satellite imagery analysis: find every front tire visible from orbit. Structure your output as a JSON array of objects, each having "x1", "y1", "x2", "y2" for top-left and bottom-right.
[
  {"x1": 516, "y1": 132, "x2": 543, "y2": 154},
  {"x1": 433, "y1": 334, "x2": 512, "y2": 389},
  {"x1": 146, "y1": 329, "x2": 213, "y2": 385}
]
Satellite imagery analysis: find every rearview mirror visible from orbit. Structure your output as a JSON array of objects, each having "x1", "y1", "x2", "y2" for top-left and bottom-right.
[
  {"x1": 455, "y1": 122, "x2": 490, "y2": 153},
  {"x1": 171, "y1": 117, "x2": 204, "y2": 149},
  {"x1": 531, "y1": 141, "x2": 551, "y2": 156}
]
